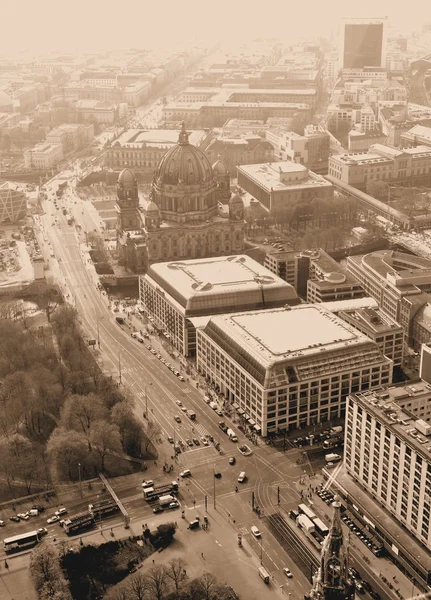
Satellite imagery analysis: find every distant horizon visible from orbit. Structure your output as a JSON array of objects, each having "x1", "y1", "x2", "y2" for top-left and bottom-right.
[{"x1": 2, "y1": 0, "x2": 431, "y2": 56}]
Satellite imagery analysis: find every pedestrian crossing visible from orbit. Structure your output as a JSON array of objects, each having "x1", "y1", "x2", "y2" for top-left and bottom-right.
[{"x1": 193, "y1": 422, "x2": 211, "y2": 438}]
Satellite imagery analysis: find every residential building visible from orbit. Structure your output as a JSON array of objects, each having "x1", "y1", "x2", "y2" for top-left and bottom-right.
[
  {"x1": 266, "y1": 125, "x2": 330, "y2": 172},
  {"x1": 306, "y1": 250, "x2": 365, "y2": 304},
  {"x1": 197, "y1": 304, "x2": 393, "y2": 436},
  {"x1": 303, "y1": 125, "x2": 331, "y2": 171},
  {"x1": 139, "y1": 254, "x2": 299, "y2": 357},
  {"x1": 348, "y1": 127, "x2": 387, "y2": 152},
  {"x1": 345, "y1": 384, "x2": 431, "y2": 568},
  {"x1": 337, "y1": 306, "x2": 403, "y2": 366},
  {"x1": 328, "y1": 143, "x2": 431, "y2": 188},
  {"x1": 46, "y1": 123, "x2": 94, "y2": 153},
  {"x1": 237, "y1": 161, "x2": 333, "y2": 212},
  {"x1": 24, "y1": 142, "x2": 63, "y2": 170}
]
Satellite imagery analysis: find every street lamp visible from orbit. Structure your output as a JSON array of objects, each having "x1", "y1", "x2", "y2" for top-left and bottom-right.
[
  {"x1": 213, "y1": 463, "x2": 216, "y2": 510},
  {"x1": 144, "y1": 383, "x2": 152, "y2": 417},
  {"x1": 78, "y1": 462, "x2": 82, "y2": 498}
]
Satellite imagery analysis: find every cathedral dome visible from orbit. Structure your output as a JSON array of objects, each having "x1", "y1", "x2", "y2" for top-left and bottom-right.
[
  {"x1": 118, "y1": 168, "x2": 136, "y2": 186},
  {"x1": 154, "y1": 122, "x2": 214, "y2": 186},
  {"x1": 212, "y1": 156, "x2": 228, "y2": 175},
  {"x1": 145, "y1": 200, "x2": 160, "y2": 215}
]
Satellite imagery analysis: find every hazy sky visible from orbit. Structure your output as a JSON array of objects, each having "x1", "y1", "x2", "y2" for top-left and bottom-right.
[{"x1": 3, "y1": 0, "x2": 431, "y2": 55}]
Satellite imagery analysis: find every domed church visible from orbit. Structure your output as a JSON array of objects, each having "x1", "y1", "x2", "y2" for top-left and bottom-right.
[{"x1": 116, "y1": 122, "x2": 245, "y2": 271}]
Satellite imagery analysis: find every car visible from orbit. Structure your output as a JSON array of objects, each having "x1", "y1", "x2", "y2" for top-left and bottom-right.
[
  {"x1": 174, "y1": 416, "x2": 181, "y2": 423},
  {"x1": 142, "y1": 480, "x2": 154, "y2": 488},
  {"x1": 47, "y1": 515, "x2": 60, "y2": 524},
  {"x1": 238, "y1": 445, "x2": 252, "y2": 456},
  {"x1": 55, "y1": 508, "x2": 67, "y2": 517},
  {"x1": 153, "y1": 507, "x2": 164, "y2": 514},
  {"x1": 32, "y1": 505, "x2": 45, "y2": 513},
  {"x1": 251, "y1": 525, "x2": 261, "y2": 538},
  {"x1": 176, "y1": 400, "x2": 183, "y2": 407},
  {"x1": 146, "y1": 345, "x2": 152, "y2": 350},
  {"x1": 229, "y1": 457, "x2": 236, "y2": 465},
  {"x1": 361, "y1": 581, "x2": 372, "y2": 592},
  {"x1": 18, "y1": 513, "x2": 29, "y2": 520},
  {"x1": 0, "y1": 520, "x2": 4, "y2": 527},
  {"x1": 214, "y1": 472, "x2": 222, "y2": 478},
  {"x1": 180, "y1": 469, "x2": 192, "y2": 478},
  {"x1": 157, "y1": 354, "x2": 162, "y2": 359},
  {"x1": 347, "y1": 567, "x2": 360, "y2": 580},
  {"x1": 201, "y1": 437, "x2": 210, "y2": 446},
  {"x1": 180, "y1": 406, "x2": 188, "y2": 412},
  {"x1": 186, "y1": 439, "x2": 194, "y2": 447},
  {"x1": 131, "y1": 332, "x2": 139, "y2": 339},
  {"x1": 168, "y1": 436, "x2": 174, "y2": 444},
  {"x1": 193, "y1": 438, "x2": 200, "y2": 445},
  {"x1": 150, "y1": 349, "x2": 157, "y2": 355},
  {"x1": 161, "y1": 358, "x2": 167, "y2": 364},
  {"x1": 354, "y1": 581, "x2": 365, "y2": 595},
  {"x1": 37, "y1": 528, "x2": 48, "y2": 536},
  {"x1": 178, "y1": 375, "x2": 185, "y2": 381},
  {"x1": 215, "y1": 409, "x2": 224, "y2": 417},
  {"x1": 283, "y1": 567, "x2": 293, "y2": 578},
  {"x1": 369, "y1": 592, "x2": 381, "y2": 600},
  {"x1": 168, "y1": 501, "x2": 179, "y2": 509},
  {"x1": 9, "y1": 516, "x2": 20, "y2": 523}
]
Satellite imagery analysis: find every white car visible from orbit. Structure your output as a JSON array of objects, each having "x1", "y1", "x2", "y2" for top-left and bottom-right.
[
  {"x1": 178, "y1": 375, "x2": 185, "y2": 381},
  {"x1": 251, "y1": 525, "x2": 261, "y2": 538},
  {"x1": 142, "y1": 480, "x2": 154, "y2": 488},
  {"x1": 180, "y1": 469, "x2": 192, "y2": 478},
  {"x1": 17, "y1": 513, "x2": 29, "y2": 520},
  {"x1": 55, "y1": 507, "x2": 67, "y2": 517},
  {"x1": 176, "y1": 400, "x2": 183, "y2": 407},
  {"x1": 47, "y1": 515, "x2": 60, "y2": 524},
  {"x1": 283, "y1": 567, "x2": 293, "y2": 578}
]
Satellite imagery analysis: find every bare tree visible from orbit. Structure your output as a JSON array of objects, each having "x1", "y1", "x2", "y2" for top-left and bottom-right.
[
  {"x1": 144, "y1": 565, "x2": 169, "y2": 600},
  {"x1": 126, "y1": 572, "x2": 148, "y2": 600},
  {"x1": 143, "y1": 420, "x2": 162, "y2": 453},
  {"x1": 194, "y1": 572, "x2": 218, "y2": 600},
  {"x1": 165, "y1": 558, "x2": 188, "y2": 597}
]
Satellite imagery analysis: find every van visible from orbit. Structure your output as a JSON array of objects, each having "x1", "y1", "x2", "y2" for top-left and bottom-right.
[
  {"x1": 238, "y1": 471, "x2": 246, "y2": 483},
  {"x1": 28, "y1": 509, "x2": 39, "y2": 517},
  {"x1": 188, "y1": 519, "x2": 200, "y2": 530},
  {"x1": 258, "y1": 566, "x2": 269, "y2": 583}
]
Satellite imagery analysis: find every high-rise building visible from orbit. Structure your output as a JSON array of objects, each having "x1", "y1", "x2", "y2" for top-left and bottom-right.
[
  {"x1": 305, "y1": 496, "x2": 355, "y2": 600},
  {"x1": 340, "y1": 18, "x2": 388, "y2": 70}
]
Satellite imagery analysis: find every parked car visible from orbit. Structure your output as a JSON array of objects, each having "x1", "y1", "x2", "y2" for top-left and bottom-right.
[
  {"x1": 229, "y1": 457, "x2": 236, "y2": 465},
  {"x1": 153, "y1": 507, "x2": 164, "y2": 514},
  {"x1": 186, "y1": 439, "x2": 194, "y2": 447},
  {"x1": 201, "y1": 437, "x2": 210, "y2": 446},
  {"x1": 168, "y1": 501, "x2": 179, "y2": 509},
  {"x1": 214, "y1": 472, "x2": 222, "y2": 479},
  {"x1": 9, "y1": 516, "x2": 20, "y2": 523},
  {"x1": 32, "y1": 505, "x2": 45, "y2": 513},
  {"x1": 17, "y1": 513, "x2": 29, "y2": 520},
  {"x1": 193, "y1": 438, "x2": 200, "y2": 446},
  {"x1": 0, "y1": 520, "x2": 5, "y2": 527},
  {"x1": 168, "y1": 436, "x2": 174, "y2": 444}
]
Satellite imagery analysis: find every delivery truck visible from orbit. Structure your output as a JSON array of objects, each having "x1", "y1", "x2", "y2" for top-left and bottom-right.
[{"x1": 325, "y1": 453, "x2": 342, "y2": 463}]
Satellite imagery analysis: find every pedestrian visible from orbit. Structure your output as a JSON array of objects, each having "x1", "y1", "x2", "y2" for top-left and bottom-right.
[
  {"x1": 201, "y1": 552, "x2": 204, "y2": 558},
  {"x1": 153, "y1": 559, "x2": 155, "y2": 564}
]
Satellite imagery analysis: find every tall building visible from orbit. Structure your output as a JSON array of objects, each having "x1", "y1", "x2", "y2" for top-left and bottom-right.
[
  {"x1": 0, "y1": 183, "x2": 27, "y2": 223},
  {"x1": 340, "y1": 18, "x2": 388, "y2": 70},
  {"x1": 306, "y1": 496, "x2": 355, "y2": 600}
]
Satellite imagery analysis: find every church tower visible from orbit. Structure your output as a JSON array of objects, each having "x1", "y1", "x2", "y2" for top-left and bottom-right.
[
  {"x1": 305, "y1": 495, "x2": 355, "y2": 600},
  {"x1": 116, "y1": 167, "x2": 141, "y2": 232}
]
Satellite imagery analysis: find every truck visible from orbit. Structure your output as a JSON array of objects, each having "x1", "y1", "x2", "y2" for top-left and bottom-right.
[
  {"x1": 219, "y1": 421, "x2": 228, "y2": 433},
  {"x1": 323, "y1": 436, "x2": 343, "y2": 450},
  {"x1": 158, "y1": 494, "x2": 175, "y2": 508},
  {"x1": 325, "y1": 453, "x2": 342, "y2": 463},
  {"x1": 186, "y1": 410, "x2": 196, "y2": 420},
  {"x1": 63, "y1": 511, "x2": 95, "y2": 535},
  {"x1": 297, "y1": 514, "x2": 315, "y2": 533},
  {"x1": 227, "y1": 428, "x2": 238, "y2": 442},
  {"x1": 329, "y1": 426, "x2": 343, "y2": 437},
  {"x1": 88, "y1": 499, "x2": 120, "y2": 519},
  {"x1": 258, "y1": 566, "x2": 270, "y2": 583}
]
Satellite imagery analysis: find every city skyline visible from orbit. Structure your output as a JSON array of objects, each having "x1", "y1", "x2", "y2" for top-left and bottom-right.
[{"x1": 2, "y1": 0, "x2": 431, "y2": 54}]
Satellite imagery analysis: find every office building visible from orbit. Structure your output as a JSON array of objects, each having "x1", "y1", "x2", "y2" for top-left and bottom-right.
[
  {"x1": 266, "y1": 126, "x2": 330, "y2": 172},
  {"x1": 23, "y1": 142, "x2": 63, "y2": 170},
  {"x1": 401, "y1": 124, "x2": 431, "y2": 148},
  {"x1": 0, "y1": 183, "x2": 27, "y2": 223},
  {"x1": 340, "y1": 18, "x2": 388, "y2": 70},
  {"x1": 420, "y1": 343, "x2": 431, "y2": 384},
  {"x1": 237, "y1": 161, "x2": 333, "y2": 212},
  {"x1": 197, "y1": 304, "x2": 393, "y2": 436},
  {"x1": 348, "y1": 128, "x2": 387, "y2": 152},
  {"x1": 204, "y1": 135, "x2": 274, "y2": 173},
  {"x1": 328, "y1": 144, "x2": 431, "y2": 188},
  {"x1": 139, "y1": 255, "x2": 299, "y2": 357},
  {"x1": 105, "y1": 128, "x2": 209, "y2": 180}
]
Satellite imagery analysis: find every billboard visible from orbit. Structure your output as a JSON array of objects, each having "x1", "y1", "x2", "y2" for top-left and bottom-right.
[{"x1": 343, "y1": 23, "x2": 384, "y2": 69}]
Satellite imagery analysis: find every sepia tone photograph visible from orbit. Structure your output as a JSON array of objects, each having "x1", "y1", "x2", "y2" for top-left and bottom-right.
[{"x1": 1, "y1": 1, "x2": 431, "y2": 598}]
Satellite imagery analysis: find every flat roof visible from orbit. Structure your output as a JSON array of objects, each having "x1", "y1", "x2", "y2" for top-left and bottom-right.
[
  {"x1": 238, "y1": 162, "x2": 332, "y2": 192},
  {"x1": 205, "y1": 304, "x2": 375, "y2": 369},
  {"x1": 144, "y1": 255, "x2": 298, "y2": 316},
  {"x1": 114, "y1": 128, "x2": 207, "y2": 149}
]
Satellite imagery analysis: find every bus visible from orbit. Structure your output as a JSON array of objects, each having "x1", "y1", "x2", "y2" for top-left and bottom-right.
[
  {"x1": 63, "y1": 512, "x2": 95, "y2": 535},
  {"x1": 143, "y1": 481, "x2": 179, "y2": 501},
  {"x1": 3, "y1": 530, "x2": 41, "y2": 553},
  {"x1": 313, "y1": 517, "x2": 329, "y2": 537},
  {"x1": 298, "y1": 503, "x2": 317, "y2": 521},
  {"x1": 88, "y1": 499, "x2": 119, "y2": 519}
]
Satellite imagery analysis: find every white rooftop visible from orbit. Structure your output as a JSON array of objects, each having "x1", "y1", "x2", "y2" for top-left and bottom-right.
[
  {"x1": 237, "y1": 161, "x2": 332, "y2": 192},
  {"x1": 145, "y1": 255, "x2": 298, "y2": 314},
  {"x1": 205, "y1": 304, "x2": 376, "y2": 369},
  {"x1": 114, "y1": 128, "x2": 207, "y2": 149}
]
